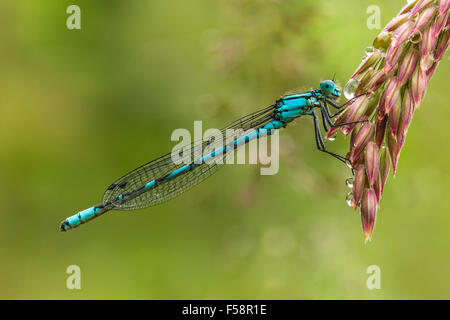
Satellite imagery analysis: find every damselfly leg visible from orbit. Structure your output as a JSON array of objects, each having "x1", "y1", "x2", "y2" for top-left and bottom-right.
[
  {"x1": 312, "y1": 111, "x2": 349, "y2": 164},
  {"x1": 313, "y1": 101, "x2": 368, "y2": 167}
]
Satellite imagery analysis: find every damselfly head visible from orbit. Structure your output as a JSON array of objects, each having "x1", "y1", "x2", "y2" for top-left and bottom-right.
[{"x1": 320, "y1": 80, "x2": 341, "y2": 100}]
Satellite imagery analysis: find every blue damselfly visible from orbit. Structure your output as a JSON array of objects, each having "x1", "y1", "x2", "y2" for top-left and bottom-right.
[{"x1": 60, "y1": 80, "x2": 365, "y2": 231}]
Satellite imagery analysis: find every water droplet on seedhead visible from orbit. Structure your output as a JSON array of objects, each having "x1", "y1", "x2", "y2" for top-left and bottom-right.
[
  {"x1": 345, "y1": 177, "x2": 354, "y2": 188},
  {"x1": 365, "y1": 46, "x2": 374, "y2": 54},
  {"x1": 346, "y1": 192, "x2": 354, "y2": 207},
  {"x1": 420, "y1": 53, "x2": 435, "y2": 71},
  {"x1": 410, "y1": 31, "x2": 422, "y2": 44},
  {"x1": 345, "y1": 159, "x2": 354, "y2": 169},
  {"x1": 344, "y1": 78, "x2": 359, "y2": 100}
]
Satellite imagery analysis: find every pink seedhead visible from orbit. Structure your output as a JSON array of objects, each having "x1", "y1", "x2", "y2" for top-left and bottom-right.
[
  {"x1": 435, "y1": 28, "x2": 450, "y2": 60},
  {"x1": 385, "y1": 43, "x2": 406, "y2": 73},
  {"x1": 365, "y1": 142, "x2": 379, "y2": 186},
  {"x1": 337, "y1": 0, "x2": 449, "y2": 240},
  {"x1": 356, "y1": 68, "x2": 375, "y2": 95},
  {"x1": 434, "y1": 14, "x2": 447, "y2": 37},
  {"x1": 391, "y1": 21, "x2": 415, "y2": 48},
  {"x1": 399, "y1": 48, "x2": 419, "y2": 85},
  {"x1": 411, "y1": 66, "x2": 428, "y2": 106},
  {"x1": 422, "y1": 21, "x2": 438, "y2": 55},
  {"x1": 342, "y1": 98, "x2": 371, "y2": 135},
  {"x1": 399, "y1": 89, "x2": 414, "y2": 135},
  {"x1": 410, "y1": 0, "x2": 435, "y2": 17},
  {"x1": 400, "y1": 0, "x2": 419, "y2": 15},
  {"x1": 421, "y1": 25, "x2": 439, "y2": 70},
  {"x1": 378, "y1": 146, "x2": 391, "y2": 195},
  {"x1": 361, "y1": 188, "x2": 378, "y2": 242},
  {"x1": 377, "y1": 77, "x2": 399, "y2": 118},
  {"x1": 387, "y1": 129, "x2": 399, "y2": 175},
  {"x1": 375, "y1": 116, "x2": 388, "y2": 148},
  {"x1": 388, "y1": 93, "x2": 402, "y2": 137},
  {"x1": 370, "y1": 70, "x2": 387, "y2": 92},
  {"x1": 385, "y1": 13, "x2": 411, "y2": 32},
  {"x1": 351, "y1": 51, "x2": 382, "y2": 79},
  {"x1": 349, "y1": 122, "x2": 374, "y2": 164},
  {"x1": 439, "y1": 0, "x2": 450, "y2": 15},
  {"x1": 412, "y1": 6, "x2": 438, "y2": 35},
  {"x1": 353, "y1": 164, "x2": 366, "y2": 207},
  {"x1": 385, "y1": 84, "x2": 401, "y2": 116}
]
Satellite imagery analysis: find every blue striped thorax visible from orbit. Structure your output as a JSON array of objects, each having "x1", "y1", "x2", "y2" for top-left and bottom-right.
[{"x1": 275, "y1": 92, "x2": 317, "y2": 122}]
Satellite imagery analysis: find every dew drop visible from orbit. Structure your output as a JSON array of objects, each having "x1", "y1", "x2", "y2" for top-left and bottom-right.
[
  {"x1": 365, "y1": 46, "x2": 374, "y2": 54},
  {"x1": 345, "y1": 159, "x2": 354, "y2": 169},
  {"x1": 344, "y1": 78, "x2": 360, "y2": 100},
  {"x1": 345, "y1": 177, "x2": 354, "y2": 188},
  {"x1": 327, "y1": 135, "x2": 336, "y2": 141},
  {"x1": 346, "y1": 192, "x2": 354, "y2": 207},
  {"x1": 420, "y1": 53, "x2": 435, "y2": 71},
  {"x1": 410, "y1": 31, "x2": 422, "y2": 44}
]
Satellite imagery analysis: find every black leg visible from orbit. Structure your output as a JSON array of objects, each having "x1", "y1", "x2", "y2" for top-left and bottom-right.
[
  {"x1": 323, "y1": 100, "x2": 332, "y2": 117},
  {"x1": 330, "y1": 107, "x2": 346, "y2": 118},
  {"x1": 326, "y1": 99, "x2": 347, "y2": 110},
  {"x1": 312, "y1": 111, "x2": 349, "y2": 164},
  {"x1": 313, "y1": 112, "x2": 326, "y2": 150},
  {"x1": 321, "y1": 101, "x2": 333, "y2": 131},
  {"x1": 320, "y1": 103, "x2": 334, "y2": 128},
  {"x1": 320, "y1": 107, "x2": 329, "y2": 132},
  {"x1": 313, "y1": 113, "x2": 325, "y2": 150},
  {"x1": 327, "y1": 100, "x2": 349, "y2": 118}
]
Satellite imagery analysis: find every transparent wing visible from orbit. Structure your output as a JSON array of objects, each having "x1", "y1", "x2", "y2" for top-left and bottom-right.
[{"x1": 102, "y1": 105, "x2": 275, "y2": 210}]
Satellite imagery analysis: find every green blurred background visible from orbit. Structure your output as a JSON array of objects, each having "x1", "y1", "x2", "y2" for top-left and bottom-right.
[{"x1": 0, "y1": 0, "x2": 449, "y2": 299}]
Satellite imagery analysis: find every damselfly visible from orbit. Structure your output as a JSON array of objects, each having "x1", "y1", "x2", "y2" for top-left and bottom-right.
[{"x1": 60, "y1": 80, "x2": 365, "y2": 231}]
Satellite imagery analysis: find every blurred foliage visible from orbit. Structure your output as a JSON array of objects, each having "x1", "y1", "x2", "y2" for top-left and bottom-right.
[{"x1": 0, "y1": 0, "x2": 449, "y2": 299}]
